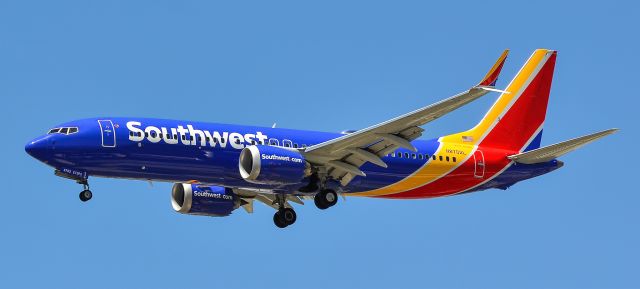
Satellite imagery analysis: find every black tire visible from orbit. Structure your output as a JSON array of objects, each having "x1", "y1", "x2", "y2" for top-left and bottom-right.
[
  {"x1": 314, "y1": 194, "x2": 329, "y2": 210},
  {"x1": 324, "y1": 190, "x2": 338, "y2": 207},
  {"x1": 314, "y1": 189, "x2": 337, "y2": 209},
  {"x1": 79, "y1": 190, "x2": 92, "y2": 202},
  {"x1": 281, "y1": 208, "x2": 297, "y2": 225},
  {"x1": 273, "y1": 212, "x2": 288, "y2": 228}
]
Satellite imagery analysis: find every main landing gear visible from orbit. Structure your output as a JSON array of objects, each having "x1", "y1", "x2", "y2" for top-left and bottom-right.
[
  {"x1": 271, "y1": 189, "x2": 338, "y2": 228},
  {"x1": 78, "y1": 180, "x2": 93, "y2": 202},
  {"x1": 273, "y1": 194, "x2": 297, "y2": 228},
  {"x1": 314, "y1": 189, "x2": 338, "y2": 210},
  {"x1": 273, "y1": 208, "x2": 297, "y2": 228}
]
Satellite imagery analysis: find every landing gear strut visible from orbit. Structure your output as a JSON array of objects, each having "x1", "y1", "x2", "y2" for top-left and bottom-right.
[
  {"x1": 314, "y1": 189, "x2": 338, "y2": 210},
  {"x1": 273, "y1": 194, "x2": 297, "y2": 228},
  {"x1": 78, "y1": 180, "x2": 92, "y2": 202}
]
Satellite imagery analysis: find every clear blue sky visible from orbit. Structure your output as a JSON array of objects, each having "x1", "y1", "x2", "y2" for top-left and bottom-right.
[{"x1": 1, "y1": 1, "x2": 637, "y2": 288}]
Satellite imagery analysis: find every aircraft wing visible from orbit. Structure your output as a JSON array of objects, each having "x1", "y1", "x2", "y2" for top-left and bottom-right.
[{"x1": 303, "y1": 50, "x2": 510, "y2": 185}]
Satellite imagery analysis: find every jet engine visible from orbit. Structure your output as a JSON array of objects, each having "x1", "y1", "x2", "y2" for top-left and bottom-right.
[
  {"x1": 171, "y1": 183, "x2": 239, "y2": 217},
  {"x1": 239, "y1": 145, "x2": 310, "y2": 185}
]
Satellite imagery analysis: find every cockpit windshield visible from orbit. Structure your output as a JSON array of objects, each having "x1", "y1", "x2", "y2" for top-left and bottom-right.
[{"x1": 48, "y1": 127, "x2": 79, "y2": 135}]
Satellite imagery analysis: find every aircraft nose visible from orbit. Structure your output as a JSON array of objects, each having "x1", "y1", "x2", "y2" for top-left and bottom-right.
[{"x1": 25, "y1": 137, "x2": 51, "y2": 162}]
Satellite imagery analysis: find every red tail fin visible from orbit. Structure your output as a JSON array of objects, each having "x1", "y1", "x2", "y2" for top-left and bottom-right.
[{"x1": 446, "y1": 49, "x2": 557, "y2": 152}]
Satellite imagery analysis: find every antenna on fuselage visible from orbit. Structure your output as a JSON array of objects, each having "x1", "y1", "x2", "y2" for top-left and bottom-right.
[{"x1": 272, "y1": 123, "x2": 277, "y2": 128}]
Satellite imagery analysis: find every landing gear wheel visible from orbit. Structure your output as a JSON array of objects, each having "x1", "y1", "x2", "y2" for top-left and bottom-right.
[
  {"x1": 79, "y1": 190, "x2": 93, "y2": 202},
  {"x1": 314, "y1": 195, "x2": 328, "y2": 209},
  {"x1": 273, "y1": 212, "x2": 288, "y2": 228},
  {"x1": 281, "y1": 208, "x2": 296, "y2": 225},
  {"x1": 314, "y1": 189, "x2": 338, "y2": 210},
  {"x1": 273, "y1": 208, "x2": 297, "y2": 228}
]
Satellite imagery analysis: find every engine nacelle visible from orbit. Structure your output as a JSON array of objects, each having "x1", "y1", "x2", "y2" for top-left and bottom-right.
[
  {"x1": 171, "y1": 183, "x2": 238, "y2": 217},
  {"x1": 239, "y1": 145, "x2": 310, "y2": 185}
]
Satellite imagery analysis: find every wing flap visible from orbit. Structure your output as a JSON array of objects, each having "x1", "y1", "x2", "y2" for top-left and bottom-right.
[{"x1": 508, "y1": 129, "x2": 618, "y2": 164}]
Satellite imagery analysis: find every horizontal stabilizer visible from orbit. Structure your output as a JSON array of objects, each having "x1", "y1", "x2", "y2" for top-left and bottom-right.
[{"x1": 507, "y1": 128, "x2": 618, "y2": 164}]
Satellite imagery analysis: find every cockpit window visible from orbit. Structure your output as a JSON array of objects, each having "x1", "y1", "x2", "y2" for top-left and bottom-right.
[{"x1": 47, "y1": 127, "x2": 79, "y2": 135}]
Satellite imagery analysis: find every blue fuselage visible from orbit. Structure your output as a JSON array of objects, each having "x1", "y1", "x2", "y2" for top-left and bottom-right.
[{"x1": 25, "y1": 117, "x2": 560, "y2": 196}]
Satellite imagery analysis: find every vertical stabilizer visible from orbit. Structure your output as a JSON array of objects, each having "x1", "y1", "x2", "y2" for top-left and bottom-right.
[{"x1": 445, "y1": 49, "x2": 557, "y2": 152}]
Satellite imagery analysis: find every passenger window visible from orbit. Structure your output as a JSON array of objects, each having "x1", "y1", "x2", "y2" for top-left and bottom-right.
[
  {"x1": 235, "y1": 139, "x2": 241, "y2": 144},
  {"x1": 432, "y1": 155, "x2": 436, "y2": 160},
  {"x1": 439, "y1": 156, "x2": 443, "y2": 161},
  {"x1": 404, "y1": 153, "x2": 409, "y2": 158},
  {"x1": 453, "y1": 157, "x2": 457, "y2": 162},
  {"x1": 418, "y1": 154, "x2": 423, "y2": 160},
  {"x1": 446, "y1": 156, "x2": 450, "y2": 162},
  {"x1": 397, "y1": 152, "x2": 402, "y2": 158},
  {"x1": 269, "y1": 139, "x2": 279, "y2": 146},
  {"x1": 412, "y1": 153, "x2": 416, "y2": 159},
  {"x1": 391, "y1": 153, "x2": 395, "y2": 157},
  {"x1": 294, "y1": 143, "x2": 299, "y2": 148}
]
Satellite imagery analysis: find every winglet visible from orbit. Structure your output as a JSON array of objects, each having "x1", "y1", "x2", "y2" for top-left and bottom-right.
[{"x1": 477, "y1": 49, "x2": 509, "y2": 87}]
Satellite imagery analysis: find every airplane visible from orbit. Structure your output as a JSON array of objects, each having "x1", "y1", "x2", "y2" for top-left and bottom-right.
[{"x1": 25, "y1": 49, "x2": 617, "y2": 228}]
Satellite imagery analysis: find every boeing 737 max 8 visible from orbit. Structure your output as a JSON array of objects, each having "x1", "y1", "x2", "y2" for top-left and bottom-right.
[{"x1": 25, "y1": 49, "x2": 617, "y2": 228}]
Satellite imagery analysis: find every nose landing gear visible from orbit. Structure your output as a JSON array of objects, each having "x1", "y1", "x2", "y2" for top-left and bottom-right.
[
  {"x1": 54, "y1": 170, "x2": 93, "y2": 202},
  {"x1": 78, "y1": 180, "x2": 93, "y2": 202}
]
